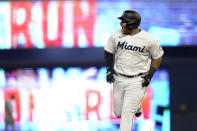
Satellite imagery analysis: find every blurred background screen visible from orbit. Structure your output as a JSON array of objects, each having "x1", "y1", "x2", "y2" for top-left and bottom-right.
[
  {"x1": 0, "y1": 67, "x2": 170, "y2": 131},
  {"x1": 0, "y1": 0, "x2": 196, "y2": 49}
]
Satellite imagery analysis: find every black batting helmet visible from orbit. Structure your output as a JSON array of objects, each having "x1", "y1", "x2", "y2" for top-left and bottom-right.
[{"x1": 118, "y1": 10, "x2": 141, "y2": 30}]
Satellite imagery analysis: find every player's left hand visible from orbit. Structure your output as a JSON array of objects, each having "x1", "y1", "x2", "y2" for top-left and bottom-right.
[
  {"x1": 141, "y1": 67, "x2": 156, "y2": 87},
  {"x1": 141, "y1": 75, "x2": 151, "y2": 87}
]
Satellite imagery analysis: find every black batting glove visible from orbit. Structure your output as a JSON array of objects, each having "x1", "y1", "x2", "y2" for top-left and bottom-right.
[
  {"x1": 106, "y1": 70, "x2": 115, "y2": 84},
  {"x1": 142, "y1": 67, "x2": 156, "y2": 87},
  {"x1": 141, "y1": 75, "x2": 151, "y2": 87}
]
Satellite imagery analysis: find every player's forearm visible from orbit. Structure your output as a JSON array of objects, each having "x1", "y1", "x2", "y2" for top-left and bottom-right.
[
  {"x1": 151, "y1": 57, "x2": 162, "y2": 69},
  {"x1": 146, "y1": 57, "x2": 162, "y2": 79}
]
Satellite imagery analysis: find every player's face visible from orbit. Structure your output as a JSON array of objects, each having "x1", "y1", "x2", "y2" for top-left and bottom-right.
[{"x1": 120, "y1": 22, "x2": 128, "y2": 34}]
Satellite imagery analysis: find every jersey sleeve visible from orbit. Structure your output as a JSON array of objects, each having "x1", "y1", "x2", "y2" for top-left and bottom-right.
[
  {"x1": 104, "y1": 35, "x2": 116, "y2": 54},
  {"x1": 150, "y1": 39, "x2": 164, "y2": 59}
]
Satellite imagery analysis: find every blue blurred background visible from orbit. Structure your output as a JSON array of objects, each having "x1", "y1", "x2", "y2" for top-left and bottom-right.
[{"x1": 0, "y1": 67, "x2": 170, "y2": 131}]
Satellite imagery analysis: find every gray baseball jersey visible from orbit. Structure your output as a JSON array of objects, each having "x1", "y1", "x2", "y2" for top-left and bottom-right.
[{"x1": 104, "y1": 29, "x2": 164, "y2": 76}]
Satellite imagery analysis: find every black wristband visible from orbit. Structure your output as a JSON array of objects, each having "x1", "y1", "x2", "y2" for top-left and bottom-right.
[{"x1": 147, "y1": 66, "x2": 156, "y2": 78}]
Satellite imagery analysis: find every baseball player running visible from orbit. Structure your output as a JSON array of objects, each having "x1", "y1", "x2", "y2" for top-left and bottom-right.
[{"x1": 104, "y1": 10, "x2": 164, "y2": 131}]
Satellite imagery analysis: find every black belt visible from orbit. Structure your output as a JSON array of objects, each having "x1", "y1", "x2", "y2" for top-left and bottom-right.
[{"x1": 117, "y1": 72, "x2": 146, "y2": 78}]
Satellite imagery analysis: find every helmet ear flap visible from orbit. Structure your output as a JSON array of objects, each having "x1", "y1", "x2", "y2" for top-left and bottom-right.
[
  {"x1": 126, "y1": 22, "x2": 139, "y2": 30},
  {"x1": 126, "y1": 24, "x2": 136, "y2": 30}
]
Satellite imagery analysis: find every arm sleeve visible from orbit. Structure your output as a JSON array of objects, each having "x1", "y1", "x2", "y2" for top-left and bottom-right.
[
  {"x1": 104, "y1": 35, "x2": 116, "y2": 54},
  {"x1": 150, "y1": 39, "x2": 164, "y2": 59},
  {"x1": 104, "y1": 51, "x2": 114, "y2": 72}
]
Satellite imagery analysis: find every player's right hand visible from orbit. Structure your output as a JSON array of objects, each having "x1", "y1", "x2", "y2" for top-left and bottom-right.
[{"x1": 106, "y1": 71, "x2": 115, "y2": 84}]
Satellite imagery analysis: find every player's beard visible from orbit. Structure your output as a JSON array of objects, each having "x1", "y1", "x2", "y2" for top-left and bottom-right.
[
  {"x1": 120, "y1": 22, "x2": 131, "y2": 35},
  {"x1": 121, "y1": 27, "x2": 131, "y2": 35}
]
